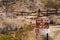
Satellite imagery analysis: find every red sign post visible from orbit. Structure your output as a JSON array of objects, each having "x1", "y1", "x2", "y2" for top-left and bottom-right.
[{"x1": 35, "y1": 17, "x2": 49, "y2": 34}]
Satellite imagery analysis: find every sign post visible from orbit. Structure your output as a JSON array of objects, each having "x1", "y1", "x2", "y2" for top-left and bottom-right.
[{"x1": 35, "y1": 16, "x2": 50, "y2": 40}]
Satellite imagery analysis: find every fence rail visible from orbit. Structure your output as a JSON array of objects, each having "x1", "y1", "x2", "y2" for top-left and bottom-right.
[{"x1": 0, "y1": 9, "x2": 60, "y2": 16}]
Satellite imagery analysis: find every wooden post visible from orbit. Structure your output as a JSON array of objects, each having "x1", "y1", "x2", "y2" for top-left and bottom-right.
[
  {"x1": 47, "y1": 9, "x2": 48, "y2": 17},
  {"x1": 37, "y1": 9, "x2": 41, "y2": 17},
  {"x1": 56, "y1": 9, "x2": 57, "y2": 15}
]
